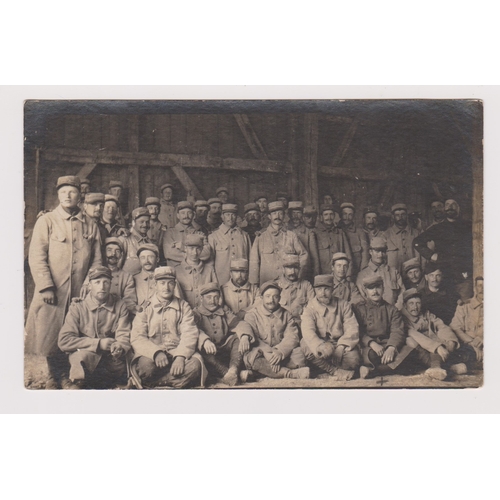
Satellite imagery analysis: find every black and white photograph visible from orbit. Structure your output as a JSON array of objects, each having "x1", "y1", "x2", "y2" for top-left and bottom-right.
[{"x1": 23, "y1": 99, "x2": 483, "y2": 390}]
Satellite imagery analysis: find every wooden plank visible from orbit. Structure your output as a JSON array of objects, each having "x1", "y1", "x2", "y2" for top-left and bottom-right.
[
  {"x1": 171, "y1": 165, "x2": 203, "y2": 200},
  {"x1": 83, "y1": 115, "x2": 102, "y2": 150},
  {"x1": 76, "y1": 162, "x2": 98, "y2": 181},
  {"x1": 303, "y1": 113, "x2": 319, "y2": 208},
  {"x1": 64, "y1": 115, "x2": 83, "y2": 148},
  {"x1": 233, "y1": 114, "x2": 269, "y2": 160},
  {"x1": 202, "y1": 115, "x2": 219, "y2": 157},
  {"x1": 139, "y1": 115, "x2": 155, "y2": 152},
  {"x1": 170, "y1": 114, "x2": 186, "y2": 154},
  {"x1": 331, "y1": 116, "x2": 359, "y2": 167},
  {"x1": 287, "y1": 114, "x2": 299, "y2": 200},
  {"x1": 186, "y1": 114, "x2": 204, "y2": 155},
  {"x1": 218, "y1": 114, "x2": 234, "y2": 158},
  {"x1": 127, "y1": 116, "x2": 140, "y2": 210},
  {"x1": 153, "y1": 115, "x2": 170, "y2": 152}
]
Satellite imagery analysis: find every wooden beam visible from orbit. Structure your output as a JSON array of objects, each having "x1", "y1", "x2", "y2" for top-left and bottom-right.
[
  {"x1": 127, "y1": 116, "x2": 140, "y2": 209},
  {"x1": 331, "y1": 116, "x2": 359, "y2": 168},
  {"x1": 171, "y1": 166, "x2": 203, "y2": 200},
  {"x1": 76, "y1": 162, "x2": 98, "y2": 181},
  {"x1": 303, "y1": 113, "x2": 319, "y2": 208},
  {"x1": 287, "y1": 115, "x2": 299, "y2": 200},
  {"x1": 233, "y1": 114, "x2": 269, "y2": 160}
]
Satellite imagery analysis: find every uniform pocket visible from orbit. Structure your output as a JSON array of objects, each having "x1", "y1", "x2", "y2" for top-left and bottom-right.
[{"x1": 50, "y1": 232, "x2": 66, "y2": 242}]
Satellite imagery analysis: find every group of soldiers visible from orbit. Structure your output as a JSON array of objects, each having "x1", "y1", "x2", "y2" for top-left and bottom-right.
[{"x1": 25, "y1": 176, "x2": 483, "y2": 389}]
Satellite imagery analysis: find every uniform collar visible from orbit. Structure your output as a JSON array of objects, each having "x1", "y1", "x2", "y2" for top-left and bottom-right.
[
  {"x1": 196, "y1": 304, "x2": 225, "y2": 317},
  {"x1": 257, "y1": 301, "x2": 282, "y2": 317},
  {"x1": 366, "y1": 298, "x2": 386, "y2": 308},
  {"x1": 289, "y1": 222, "x2": 305, "y2": 232},
  {"x1": 368, "y1": 261, "x2": 385, "y2": 272},
  {"x1": 268, "y1": 224, "x2": 286, "y2": 236},
  {"x1": 152, "y1": 294, "x2": 180, "y2": 312},
  {"x1": 85, "y1": 293, "x2": 115, "y2": 312},
  {"x1": 470, "y1": 297, "x2": 483, "y2": 309},
  {"x1": 402, "y1": 308, "x2": 421, "y2": 323},
  {"x1": 317, "y1": 222, "x2": 338, "y2": 233},
  {"x1": 182, "y1": 258, "x2": 204, "y2": 273},
  {"x1": 137, "y1": 269, "x2": 154, "y2": 281},
  {"x1": 344, "y1": 224, "x2": 357, "y2": 233},
  {"x1": 220, "y1": 223, "x2": 238, "y2": 235},
  {"x1": 228, "y1": 280, "x2": 251, "y2": 292},
  {"x1": 278, "y1": 275, "x2": 299, "y2": 290},
  {"x1": 131, "y1": 228, "x2": 149, "y2": 242},
  {"x1": 161, "y1": 199, "x2": 175, "y2": 205},
  {"x1": 175, "y1": 222, "x2": 192, "y2": 232},
  {"x1": 333, "y1": 275, "x2": 347, "y2": 286},
  {"x1": 311, "y1": 296, "x2": 338, "y2": 316},
  {"x1": 55, "y1": 204, "x2": 84, "y2": 221}
]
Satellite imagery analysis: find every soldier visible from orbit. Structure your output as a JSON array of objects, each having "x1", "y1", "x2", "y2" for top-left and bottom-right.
[
  {"x1": 145, "y1": 196, "x2": 166, "y2": 251},
  {"x1": 119, "y1": 207, "x2": 153, "y2": 275},
  {"x1": 26, "y1": 176, "x2": 102, "y2": 389},
  {"x1": 249, "y1": 201, "x2": 308, "y2": 285},
  {"x1": 255, "y1": 194, "x2": 270, "y2": 229},
  {"x1": 287, "y1": 201, "x2": 320, "y2": 281},
  {"x1": 130, "y1": 266, "x2": 205, "y2": 389},
  {"x1": 193, "y1": 199, "x2": 210, "y2": 235},
  {"x1": 194, "y1": 282, "x2": 245, "y2": 386},
  {"x1": 275, "y1": 254, "x2": 315, "y2": 323},
  {"x1": 383, "y1": 203, "x2": 421, "y2": 274},
  {"x1": 302, "y1": 205, "x2": 318, "y2": 230},
  {"x1": 216, "y1": 186, "x2": 230, "y2": 204},
  {"x1": 428, "y1": 199, "x2": 445, "y2": 228},
  {"x1": 204, "y1": 198, "x2": 222, "y2": 233},
  {"x1": 402, "y1": 288, "x2": 466, "y2": 380},
  {"x1": 158, "y1": 183, "x2": 177, "y2": 229},
  {"x1": 102, "y1": 194, "x2": 128, "y2": 238},
  {"x1": 80, "y1": 178, "x2": 90, "y2": 204},
  {"x1": 133, "y1": 243, "x2": 160, "y2": 311},
  {"x1": 83, "y1": 192, "x2": 107, "y2": 252},
  {"x1": 241, "y1": 202, "x2": 262, "y2": 243},
  {"x1": 356, "y1": 237, "x2": 404, "y2": 309},
  {"x1": 108, "y1": 180, "x2": 126, "y2": 226},
  {"x1": 353, "y1": 275, "x2": 409, "y2": 379},
  {"x1": 315, "y1": 204, "x2": 354, "y2": 276},
  {"x1": 174, "y1": 234, "x2": 217, "y2": 309},
  {"x1": 331, "y1": 252, "x2": 363, "y2": 305},
  {"x1": 162, "y1": 200, "x2": 211, "y2": 268},
  {"x1": 275, "y1": 192, "x2": 290, "y2": 225},
  {"x1": 402, "y1": 257, "x2": 425, "y2": 292},
  {"x1": 340, "y1": 202, "x2": 370, "y2": 278},
  {"x1": 235, "y1": 281, "x2": 310, "y2": 380},
  {"x1": 208, "y1": 203, "x2": 251, "y2": 286},
  {"x1": 300, "y1": 274, "x2": 361, "y2": 380},
  {"x1": 58, "y1": 266, "x2": 131, "y2": 389},
  {"x1": 362, "y1": 207, "x2": 381, "y2": 239},
  {"x1": 221, "y1": 259, "x2": 260, "y2": 318}
]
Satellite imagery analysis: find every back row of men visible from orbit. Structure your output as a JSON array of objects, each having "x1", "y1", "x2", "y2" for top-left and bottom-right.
[{"x1": 26, "y1": 176, "x2": 479, "y2": 389}]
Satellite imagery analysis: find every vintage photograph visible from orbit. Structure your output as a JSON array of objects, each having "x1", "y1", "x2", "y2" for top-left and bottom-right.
[{"x1": 23, "y1": 99, "x2": 483, "y2": 390}]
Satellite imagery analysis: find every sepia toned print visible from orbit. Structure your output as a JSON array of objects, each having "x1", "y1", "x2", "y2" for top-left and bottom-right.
[{"x1": 24, "y1": 99, "x2": 483, "y2": 389}]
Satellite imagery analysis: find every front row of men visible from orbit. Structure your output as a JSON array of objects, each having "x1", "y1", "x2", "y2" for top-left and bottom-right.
[{"x1": 57, "y1": 255, "x2": 483, "y2": 389}]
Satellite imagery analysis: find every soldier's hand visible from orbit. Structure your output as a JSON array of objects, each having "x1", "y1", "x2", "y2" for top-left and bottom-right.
[
  {"x1": 381, "y1": 346, "x2": 396, "y2": 365},
  {"x1": 436, "y1": 345, "x2": 449, "y2": 362},
  {"x1": 333, "y1": 345, "x2": 345, "y2": 366},
  {"x1": 473, "y1": 345, "x2": 483, "y2": 362},
  {"x1": 203, "y1": 340, "x2": 217, "y2": 355},
  {"x1": 239, "y1": 335, "x2": 251, "y2": 354},
  {"x1": 171, "y1": 357, "x2": 185, "y2": 376},
  {"x1": 370, "y1": 341, "x2": 384, "y2": 357},
  {"x1": 110, "y1": 343, "x2": 124, "y2": 358},
  {"x1": 269, "y1": 349, "x2": 283, "y2": 366},
  {"x1": 41, "y1": 289, "x2": 57, "y2": 305},
  {"x1": 471, "y1": 337, "x2": 483, "y2": 349},
  {"x1": 99, "y1": 338, "x2": 115, "y2": 351},
  {"x1": 317, "y1": 342, "x2": 335, "y2": 359},
  {"x1": 155, "y1": 351, "x2": 169, "y2": 368}
]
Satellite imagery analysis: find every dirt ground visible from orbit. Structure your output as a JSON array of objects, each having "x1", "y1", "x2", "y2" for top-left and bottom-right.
[{"x1": 24, "y1": 354, "x2": 482, "y2": 390}]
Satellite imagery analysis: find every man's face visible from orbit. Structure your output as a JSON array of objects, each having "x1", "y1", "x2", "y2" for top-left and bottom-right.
[
  {"x1": 303, "y1": 213, "x2": 317, "y2": 229},
  {"x1": 185, "y1": 245, "x2": 202, "y2": 262},
  {"x1": 476, "y1": 279, "x2": 484, "y2": 302},
  {"x1": 84, "y1": 202, "x2": 104, "y2": 220},
  {"x1": 147, "y1": 204, "x2": 159, "y2": 220},
  {"x1": 58, "y1": 186, "x2": 80, "y2": 210},
  {"x1": 321, "y1": 210, "x2": 336, "y2": 228},
  {"x1": 290, "y1": 210, "x2": 303, "y2": 228},
  {"x1": 222, "y1": 211, "x2": 237, "y2": 228},
  {"x1": 315, "y1": 285, "x2": 333, "y2": 305},
  {"x1": 332, "y1": 259, "x2": 349, "y2": 280},
  {"x1": 369, "y1": 247, "x2": 386, "y2": 265},
  {"x1": 431, "y1": 201, "x2": 445, "y2": 221},
  {"x1": 393, "y1": 209, "x2": 408, "y2": 229},
  {"x1": 283, "y1": 265, "x2": 299, "y2": 282},
  {"x1": 81, "y1": 183, "x2": 90, "y2": 195},
  {"x1": 341, "y1": 208, "x2": 355, "y2": 227},
  {"x1": 218, "y1": 191, "x2": 229, "y2": 204},
  {"x1": 105, "y1": 244, "x2": 122, "y2": 267},
  {"x1": 156, "y1": 278, "x2": 176, "y2": 302},
  {"x1": 230, "y1": 269, "x2": 248, "y2": 287},
  {"x1": 269, "y1": 210, "x2": 284, "y2": 226},
  {"x1": 277, "y1": 197, "x2": 288, "y2": 209},
  {"x1": 161, "y1": 187, "x2": 173, "y2": 202},
  {"x1": 405, "y1": 297, "x2": 422, "y2": 317},
  {"x1": 262, "y1": 288, "x2": 280, "y2": 313},
  {"x1": 425, "y1": 269, "x2": 443, "y2": 289},
  {"x1": 103, "y1": 201, "x2": 118, "y2": 221},
  {"x1": 139, "y1": 250, "x2": 158, "y2": 272},
  {"x1": 245, "y1": 210, "x2": 261, "y2": 227},
  {"x1": 323, "y1": 195, "x2": 333, "y2": 206},
  {"x1": 364, "y1": 212, "x2": 378, "y2": 230},
  {"x1": 406, "y1": 267, "x2": 422, "y2": 285},
  {"x1": 195, "y1": 206, "x2": 209, "y2": 222},
  {"x1": 201, "y1": 291, "x2": 221, "y2": 312},
  {"x1": 209, "y1": 203, "x2": 222, "y2": 216},
  {"x1": 134, "y1": 215, "x2": 150, "y2": 236},
  {"x1": 89, "y1": 277, "x2": 111, "y2": 303},
  {"x1": 109, "y1": 186, "x2": 122, "y2": 199},
  {"x1": 365, "y1": 284, "x2": 384, "y2": 303},
  {"x1": 177, "y1": 208, "x2": 194, "y2": 226},
  {"x1": 256, "y1": 198, "x2": 268, "y2": 212},
  {"x1": 444, "y1": 200, "x2": 459, "y2": 220}
]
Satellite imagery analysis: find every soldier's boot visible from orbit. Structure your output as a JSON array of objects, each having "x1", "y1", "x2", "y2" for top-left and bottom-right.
[
  {"x1": 239, "y1": 370, "x2": 254, "y2": 384},
  {"x1": 425, "y1": 367, "x2": 447, "y2": 381},
  {"x1": 285, "y1": 367, "x2": 310, "y2": 379},
  {"x1": 359, "y1": 366, "x2": 372, "y2": 379},
  {"x1": 204, "y1": 354, "x2": 229, "y2": 378},
  {"x1": 449, "y1": 363, "x2": 468, "y2": 375},
  {"x1": 222, "y1": 367, "x2": 239, "y2": 386},
  {"x1": 310, "y1": 356, "x2": 336, "y2": 376}
]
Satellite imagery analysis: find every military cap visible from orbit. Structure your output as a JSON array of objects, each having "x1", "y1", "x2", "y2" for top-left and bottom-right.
[
  {"x1": 222, "y1": 203, "x2": 238, "y2": 213},
  {"x1": 144, "y1": 196, "x2": 161, "y2": 207},
  {"x1": 268, "y1": 201, "x2": 285, "y2": 213},
  {"x1": 424, "y1": 261, "x2": 442, "y2": 275},
  {"x1": 254, "y1": 194, "x2": 268, "y2": 202},
  {"x1": 184, "y1": 234, "x2": 204, "y2": 247},
  {"x1": 199, "y1": 282, "x2": 221, "y2": 296},
  {"x1": 260, "y1": 280, "x2": 281, "y2": 295},
  {"x1": 154, "y1": 266, "x2": 176, "y2": 280},
  {"x1": 160, "y1": 183, "x2": 174, "y2": 192},
  {"x1": 88, "y1": 266, "x2": 112, "y2": 281},
  {"x1": 303, "y1": 205, "x2": 318, "y2": 216},
  {"x1": 207, "y1": 197, "x2": 222, "y2": 206},
  {"x1": 314, "y1": 275, "x2": 334, "y2": 288},
  {"x1": 194, "y1": 199, "x2": 209, "y2": 208},
  {"x1": 56, "y1": 175, "x2": 81, "y2": 190},
  {"x1": 320, "y1": 204, "x2": 337, "y2": 214},
  {"x1": 331, "y1": 252, "x2": 350, "y2": 264},
  {"x1": 104, "y1": 237, "x2": 123, "y2": 250},
  {"x1": 84, "y1": 193, "x2": 105, "y2": 204},
  {"x1": 403, "y1": 288, "x2": 421, "y2": 302},
  {"x1": 109, "y1": 180, "x2": 123, "y2": 189},
  {"x1": 230, "y1": 258, "x2": 249, "y2": 271},
  {"x1": 216, "y1": 186, "x2": 229, "y2": 196},
  {"x1": 136, "y1": 243, "x2": 159, "y2": 258},
  {"x1": 363, "y1": 207, "x2": 379, "y2": 217},
  {"x1": 402, "y1": 258, "x2": 421, "y2": 275},
  {"x1": 370, "y1": 237, "x2": 388, "y2": 250},
  {"x1": 288, "y1": 201, "x2": 304, "y2": 211},
  {"x1": 282, "y1": 254, "x2": 301, "y2": 268},
  {"x1": 362, "y1": 275, "x2": 384, "y2": 288},
  {"x1": 104, "y1": 194, "x2": 119, "y2": 204},
  {"x1": 391, "y1": 203, "x2": 408, "y2": 213},
  {"x1": 177, "y1": 200, "x2": 194, "y2": 211},
  {"x1": 131, "y1": 207, "x2": 150, "y2": 220},
  {"x1": 340, "y1": 202, "x2": 355, "y2": 211},
  {"x1": 244, "y1": 202, "x2": 259, "y2": 214},
  {"x1": 80, "y1": 178, "x2": 90, "y2": 185}
]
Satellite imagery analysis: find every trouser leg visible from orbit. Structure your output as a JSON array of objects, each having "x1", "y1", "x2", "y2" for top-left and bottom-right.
[
  {"x1": 89, "y1": 355, "x2": 127, "y2": 388},
  {"x1": 251, "y1": 356, "x2": 288, "y2": 379},
  {"x1": 46, "y1": 350, "x2": 69, "y2": 382},
  {"x1": 228, "y1": 337, "x2": 243, "y2": 371},
  {"x1": 285, "y1": 346, "x2": 307, "y2": 369},
  {"x1": 203, "y1": 353, "x2": 229, "y2": 377},
  {"x1": 161, "y1": 357, "x2": 202, "y2": 388},
  {"x1": 340, "y1": 348, "x2": 361, "y2": 371},
  {"x1": 134, "y1": 356, "x2": 169, "y2": 384}
]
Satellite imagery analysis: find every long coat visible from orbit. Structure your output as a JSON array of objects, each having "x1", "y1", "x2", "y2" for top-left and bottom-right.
[
  {"x1": 383, "y1": 225, "x2": 421, "y2": 274},
  {"x1": 163, "y1": 223, "x2": 211, "y2": 267},
  {"x1": 25, "y1": 205, "x2": 102, "y2": 356},
  {"x1": 289, "y1": 223, "x2": 320, "y2": 281},
  {"x1": 315, "y1": 223, "x2": 354, "y2": 276}
]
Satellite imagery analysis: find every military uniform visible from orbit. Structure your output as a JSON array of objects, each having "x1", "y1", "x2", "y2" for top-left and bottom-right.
[
  {"x1": 174, "y1": 259, "x2": 217, "y2": 309},
  {"x1": 163, "y1": 222, "x2": 211, "y2": 268},
  {"x1": 383, "y1": 224, "x2": 421, "y2": 274},
  {"x1": 315, "y1": 221, "x2": 354, "y2": 276},
  {"x1": 342, "y1": 225, "x2": 370, "y2": 278},
  {"x1": 158, "y1": 184, "x2": 177, "y2": 228},
  {"x1": 275, "y1": 274, "x2": 315, "y2": 322},
  {"x1": 133, "y1": 270, "x2": 157, "y2": 309},
  {"x1": 332, "y1": 276, "x2": 363, "y2": 305},
  {"x1": 120, "y1": 228, "x2": 153, "y2": 275},
  {"x1": 420, "y1": 282, "x2": 458, "y2": 325}
]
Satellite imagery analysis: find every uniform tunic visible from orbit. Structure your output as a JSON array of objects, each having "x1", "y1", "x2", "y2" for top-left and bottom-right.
[
  {"x1": 342, "y1": 225, "x2": 370, "y2": 277},
  {"x1": 332, "y1": 276, "x2": 363, "y2": 305},
  {"x1": 289, "y1": 223, "x2": 320, "y2": 279},
  {"x1": 119, "y1": 229, "x2": 153, "y2": 275},
  {"x1": 194, "y1": 304, "x2": 239, "y2": 349},
  {"x1": 102, "y1": 220, "x2": 128, "y2": 238},
  {"x1": 275, "y1": 276, "x2": 315, "y2": 321},
  {"x1": 158, "y1": 200, "x2": 176, "y2": 228},
  {"x1": 420, "y1": 284, "x2": 458, "y2": 325},
  {"x1": 383, "y1": 225, "x2": 421, "y2": 274},
  {"x1": 315, "y1": 222, "x2": 354, "y2": 276},
  {"x1": 249, "y1": 226, "x2": 308, "y2": 285},
  {"x1": 133, "y1": 270, "x2": 157, "y2": 309},
  {"x1": 26, "y1": 205, "x2": 102, "y2": 356},
  {"x1": 221, "y1": 280, "x2": 260, "y2": 315},
  {"x1": 163, "y1": 223, "x2": 211, "y2": 268},
  {"x1": 450, "y1": 297, "x2": 483, "y2": 344},
  {"x1": 147, "y1": 219, "x2": 166, "y2": 250},
  {"x1": 174, "y1": 259, "x2": 217, "y2": 309}
]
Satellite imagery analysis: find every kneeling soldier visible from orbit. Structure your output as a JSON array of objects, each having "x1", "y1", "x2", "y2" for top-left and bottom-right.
[
  {"x1": 130, "y1": 266, "x2": 206, "y2": 388},
  {"x1": 58, "y1": 266, "x2": 131, "y2": 389},
  {"x1": 235, "y1": 281, "x2": 310, "y2": 380},
  {"x1": 194, "y1": 282, "x2": 246, "y2": 386},
  {"x1": 300, "y1": 274, "x2": 361, "y2": 381},
  {"x1": 402, "y1": 288, "x2": 466, "y2": 380}
]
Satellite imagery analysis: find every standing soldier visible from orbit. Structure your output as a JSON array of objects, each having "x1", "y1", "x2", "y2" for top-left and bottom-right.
[
  {"x1": 145, "y1": 197, "x2": 166, "y2": 252},
  {"x1": 80, "y1": 178, "x2": 90, "y2": 204},
  {"x1": 133, "y1": 244, "x2": 161, "y2": 311},
  {"x1": 26, "y1": 175, "x2": 102, "y2": 389},
  {"x1": 249, "y1": 201, "x2": 308, "y2": 286},
  {"x1": 216, "y1": 186, "x2": 230, "y2": 204},
  {"x1": 255, "y1": 194, "x2": 270, "y2": 229},
  {"x1": 193, "y1": 199, "x2": 210, "y2": 235},
  {"x1": 331, "y1": 252, "x2": 363, "y2": 305},
  {"x1": 83, "y1": 193, "x2": 107, "y2": 255},
  {"x1": 221, "y1": 259, "x2": 260, "y2": 318},
  {"x1": 302, "y1": 205, "x2": 318, "y2": 230},
  {"x1": 362, "y1": 207, "x2": 381, "y2": 239},
  {"x1": 340, "y1": 202, "x2": 369, "y2": 279},
  {"x1": 427, "y1": 199, "x2": 445, "y2": 228},
  {"x1": 108, "y1": 180, "x2": 126, "y2": 226},
  {"x1": 101, "y1": 195, "x2": 128, "y2": 238},
  {"x1": 158, "y1": 183, "x2": 177, "y2": 228},
  {"x1": 206, "y1": 198, "x2": 223, "y2": 233},
  {"x1": 208, "y1": 203, "x2": 251, "y2": 286},
  {"x1": 241, "y1": 202, "x2": 262, "y2": 244}
]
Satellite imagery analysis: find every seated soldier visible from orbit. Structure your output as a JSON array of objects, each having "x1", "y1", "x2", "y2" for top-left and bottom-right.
[
  {"x1": 331, "y1": 252, "x2": 363, "y2": 305},
  {"x1": 221, "y1": 258, "x2": 260, "y2": 319},
  {"x1": 58, "y1": 266, "x2": 131, "y2": 389},
  {"x1": 402, "y1": 288, "x2": 467, "y2": 380},
  {"x1": 275, "y1": 254, "x2": 315, "y2": 324},
  {"x1": 235, "y1": 281, "x2": 310, "y2": 380},
  {"x1": 402, "y1": 257, "x2": 425, "y2": 292},
  {"x1": 353, "y1": 275, "x2": 408, "y2": 379},
  {"x1": 300, "y1": 275, "x2": 361, "y2": 381},
  {"x1": 130, "y1": 266, "x2": 205, "y2": 389},
  {"x1": 194, "y1": 282, "x2": 248, "y2": 386}
]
